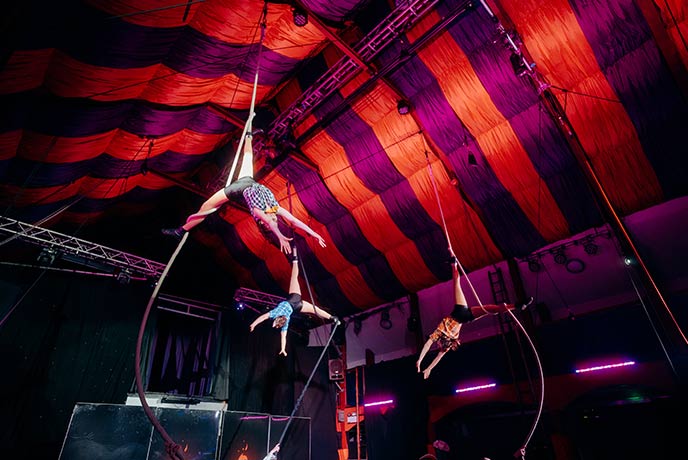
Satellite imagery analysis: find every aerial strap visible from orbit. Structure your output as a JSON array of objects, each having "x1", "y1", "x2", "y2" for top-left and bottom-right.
[
  {"x1": 422, "y1": 146, "x2": 487, "y2": 312},
  {"x1": 225, "y1": 2, "x2": 269, "y2": 187}
]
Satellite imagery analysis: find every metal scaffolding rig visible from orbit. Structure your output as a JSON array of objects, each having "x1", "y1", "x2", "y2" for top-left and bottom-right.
[
  {"x1": 0, "y1": 216, "x2": 166, "y2": 280},
  {"x1": 267, "y1": 0, "x2": 440, "y2": 142},
  {"x1": 233, "y1": 287, "x2": 284, "y2": 311}
]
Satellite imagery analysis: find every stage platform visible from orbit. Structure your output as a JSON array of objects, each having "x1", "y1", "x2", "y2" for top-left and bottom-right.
[{"x1": 58, "y1": 399, "x2": 310, "y2": 460}]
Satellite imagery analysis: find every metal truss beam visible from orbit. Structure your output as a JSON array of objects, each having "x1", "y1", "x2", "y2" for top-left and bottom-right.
[
  {"x1": 266, "y1": 0, "x2": 440, "y2": 142},
  {"x1": 0, "y1": 216, "x2": 165, "y2": 279},
  {"x1": 233, "y1": 287, "x2": 283, "y2": 311}
]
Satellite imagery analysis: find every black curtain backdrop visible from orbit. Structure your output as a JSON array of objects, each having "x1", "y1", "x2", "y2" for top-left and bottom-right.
[
  {"x1": 0, "y1": 266, "x2": 152, "y2": 460},
  {"x1": 365, "y1": 357, "x2": 429, "y2": 460},
  {"x1": 147, "y1": 309, "x2": 216, "y2": 396},
  {"x1": 291, "y1": 341, "x2": 340, "y2": 460}
]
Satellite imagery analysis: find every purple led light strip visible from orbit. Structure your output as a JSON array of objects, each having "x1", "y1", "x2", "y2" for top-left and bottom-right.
[{"x1": 575, "y1": 360, "x2": 636, "y2": 374}]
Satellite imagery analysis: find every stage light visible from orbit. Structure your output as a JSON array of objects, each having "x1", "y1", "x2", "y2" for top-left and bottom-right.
[
  {"x1": 527, "y1": 257, "x2": 541, "y2": 273},
  {"x1": 624, "y1": 256, "x2": 634, "y2": 266},
  {"x1": 455, "y1": 382, "x2": 496, "y2": 393},
  {"x1": 293, "y1": 6, "x2": 308, "y2": 27},
  {"x1": 397, "y1": 100, "x2": 411, "y2": 115},
  {"x1": 379, "y1": 309, "x2": 393, "y2": 330},
  {"x1": 467, "y1": 151, "x2": 477, "y2": 166},
  {"x1": 575, "y1": 360, "x2": 635, "y2": 374},
  {"x1": 553, "y1": 247, "x2": 567, "y2": 265},
  {"x1": 235, "y1": 301, "x2": 246, "y2": 311},
  {"x1": 510, "y1": 51, "x2": 529, "y2": 77},
  {"x1": 565, "y1": 258, "x2": 585, "y2": 274},
  {"x1": 37, "y1": 248, "x2": 57, "y2": 266},
  {"x1": 583, "y1": 238, "x2": 598, "y2": 255},
  {"x1": 116, "y1": 269, "x2": 131, "y2": 285}
]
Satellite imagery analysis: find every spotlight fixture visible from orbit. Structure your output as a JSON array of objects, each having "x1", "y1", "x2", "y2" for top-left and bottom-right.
[
  {"x1": 235, "y1": 301, "x2": 246, "y2": 311},
  {"x1": 37, "y1": 248, "x2": 57, "y2": 266},
  {"x1": 292, "y1": 6, "x2": 308, "y2": 27},
  {"x1": 510, "y1": 51, "x2": 529, "y2": 77},
  {"x1": 527, "y1": 257, "x2": 541, "y2": 273},
  {"x1": 552, "y1": 247, "x2": 567, "y2": 265},
  {"x1": 379, "y1": 309, "x2": 393, "y2": 330},
  {"x1": 116, "y1": 269, "x2": 132, "y2": 285},
  {"x1": 467, "y1": 151, "x2": 477, "y2": 166},
  {"x1": 565, "y1": 258, "x2": 585, "y2": 274},
  {"x1": 396, "y1": 100, "x2": 411, "y2": 115},
  {"x1": 583, "y1": 238, "x2": 598, "y2": 255}
]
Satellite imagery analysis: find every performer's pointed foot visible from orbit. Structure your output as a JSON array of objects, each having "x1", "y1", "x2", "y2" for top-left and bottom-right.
[
  {"x1": 516, "y1": 296, "x2": 534, "y2": 311},
  {"x1": 161, "y1": 226, "x2": 185, "y2": 242}
]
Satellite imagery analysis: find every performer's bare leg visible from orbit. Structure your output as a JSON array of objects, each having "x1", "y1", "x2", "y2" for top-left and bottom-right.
[{"x1": 166, "y1": 132, "x2": 255, "y2": 236}]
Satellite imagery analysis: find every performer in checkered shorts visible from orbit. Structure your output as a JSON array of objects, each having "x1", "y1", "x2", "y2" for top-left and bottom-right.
[{"x1": 163, "y1": 130, "x2": 326, "y2": 254}]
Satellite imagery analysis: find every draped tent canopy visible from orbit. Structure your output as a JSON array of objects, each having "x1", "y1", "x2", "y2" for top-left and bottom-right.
[{"x1": 1, "y1": 0, "x2": 687, "y2": 317}]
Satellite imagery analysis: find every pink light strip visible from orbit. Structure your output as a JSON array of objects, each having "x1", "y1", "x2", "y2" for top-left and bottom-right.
[
  {"x1": 575, "y1": 361, "x2": 636, "y2": 374},
  {"x1": 364, "y1": 399, "x2": 394, "y2": 407},
  {"x1": 455, "y1": 383, "x2": 496, "y2": 393}
]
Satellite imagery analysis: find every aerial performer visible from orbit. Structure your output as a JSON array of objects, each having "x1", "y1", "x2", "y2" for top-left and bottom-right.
[
  {"x1": 416, "y1": 252, "x2": 533, "y2": 379},
  {"x1": 249, "y1": 246, "x2": 340, "y2": 355},
  {"x1": 162, "y1": 129, "x2": 326, "y2": 254}
]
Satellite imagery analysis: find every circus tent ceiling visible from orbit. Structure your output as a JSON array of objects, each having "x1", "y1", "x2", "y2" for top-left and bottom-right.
[{"x1": 1, "y1": 0, "x2": 687, "y2": 317}]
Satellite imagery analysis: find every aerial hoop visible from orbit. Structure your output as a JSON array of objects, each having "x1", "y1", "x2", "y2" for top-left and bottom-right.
[
  {"x1": 421, "y1": 138, "x2": 544, "y2": 457},
  {"x1": 134, "y1": 232, "x2": 190, "y2": 460}
]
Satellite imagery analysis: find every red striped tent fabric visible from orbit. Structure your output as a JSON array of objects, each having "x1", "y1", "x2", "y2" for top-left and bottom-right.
[{"x1": 1, "y1": 0, "x2": 686, "y2": 314}]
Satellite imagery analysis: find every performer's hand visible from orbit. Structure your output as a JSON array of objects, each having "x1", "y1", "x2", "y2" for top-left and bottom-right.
[
  {"x1": 314, "y1": 233, "x2": 326, "y2": 248},
  {"x1": 250, "y1": 324, "x2": 256, "y2": 332},
  {"x1": 279, "y1": 349, "x2": 287, "y2": 356},
  {"x1": 416, "y1": 361, "x2": 421, "y2": 373},
  {"x1": 278, "y1": 235, "x2": 293, "y2": 254}
]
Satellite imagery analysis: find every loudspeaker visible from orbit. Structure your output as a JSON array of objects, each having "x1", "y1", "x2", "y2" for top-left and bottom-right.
[{"x1": 328, "y1": 359, "x2": 344, "y2": 381}]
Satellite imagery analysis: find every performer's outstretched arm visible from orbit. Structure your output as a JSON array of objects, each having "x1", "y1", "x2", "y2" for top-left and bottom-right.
[
  {"x1": 279, "y1": 330, "x2": 288, "y2": 356},
  {"x1": 250, "y1": 312, "x2": 270, "y2": 332},
  {"x1": 276, "y1": 207, "x2": 326, "y2": 248}
]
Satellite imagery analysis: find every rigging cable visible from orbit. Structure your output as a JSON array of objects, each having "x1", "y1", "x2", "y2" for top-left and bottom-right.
[{"x1": 0, "y1": 269, "x2": 47, "y2": 329}]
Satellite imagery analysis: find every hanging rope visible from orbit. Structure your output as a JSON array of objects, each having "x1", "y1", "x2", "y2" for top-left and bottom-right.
[
  {"x1": 134, "y1": 232, "x2": 190, "y2": 460},
  {"x1": 225, "y1": 2, "x2": 268, "y2": 188},
  {"x1": 421, "y1": 138, "x2": 544, "y2": 459}
]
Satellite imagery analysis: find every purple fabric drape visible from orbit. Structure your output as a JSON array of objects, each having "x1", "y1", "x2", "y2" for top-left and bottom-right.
[
  {"x1": 382, "y1": 44, "x2": 546, "y2": 256},
  {"x1": 276, "y1": 157, "x2": 408, "y2": 301},
  {"x1": 569, "y1": 0, "x2": 688, "y2": 199},
  {"x1": 437, "y1": 3, "x2": 601, "y2": 233}
]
